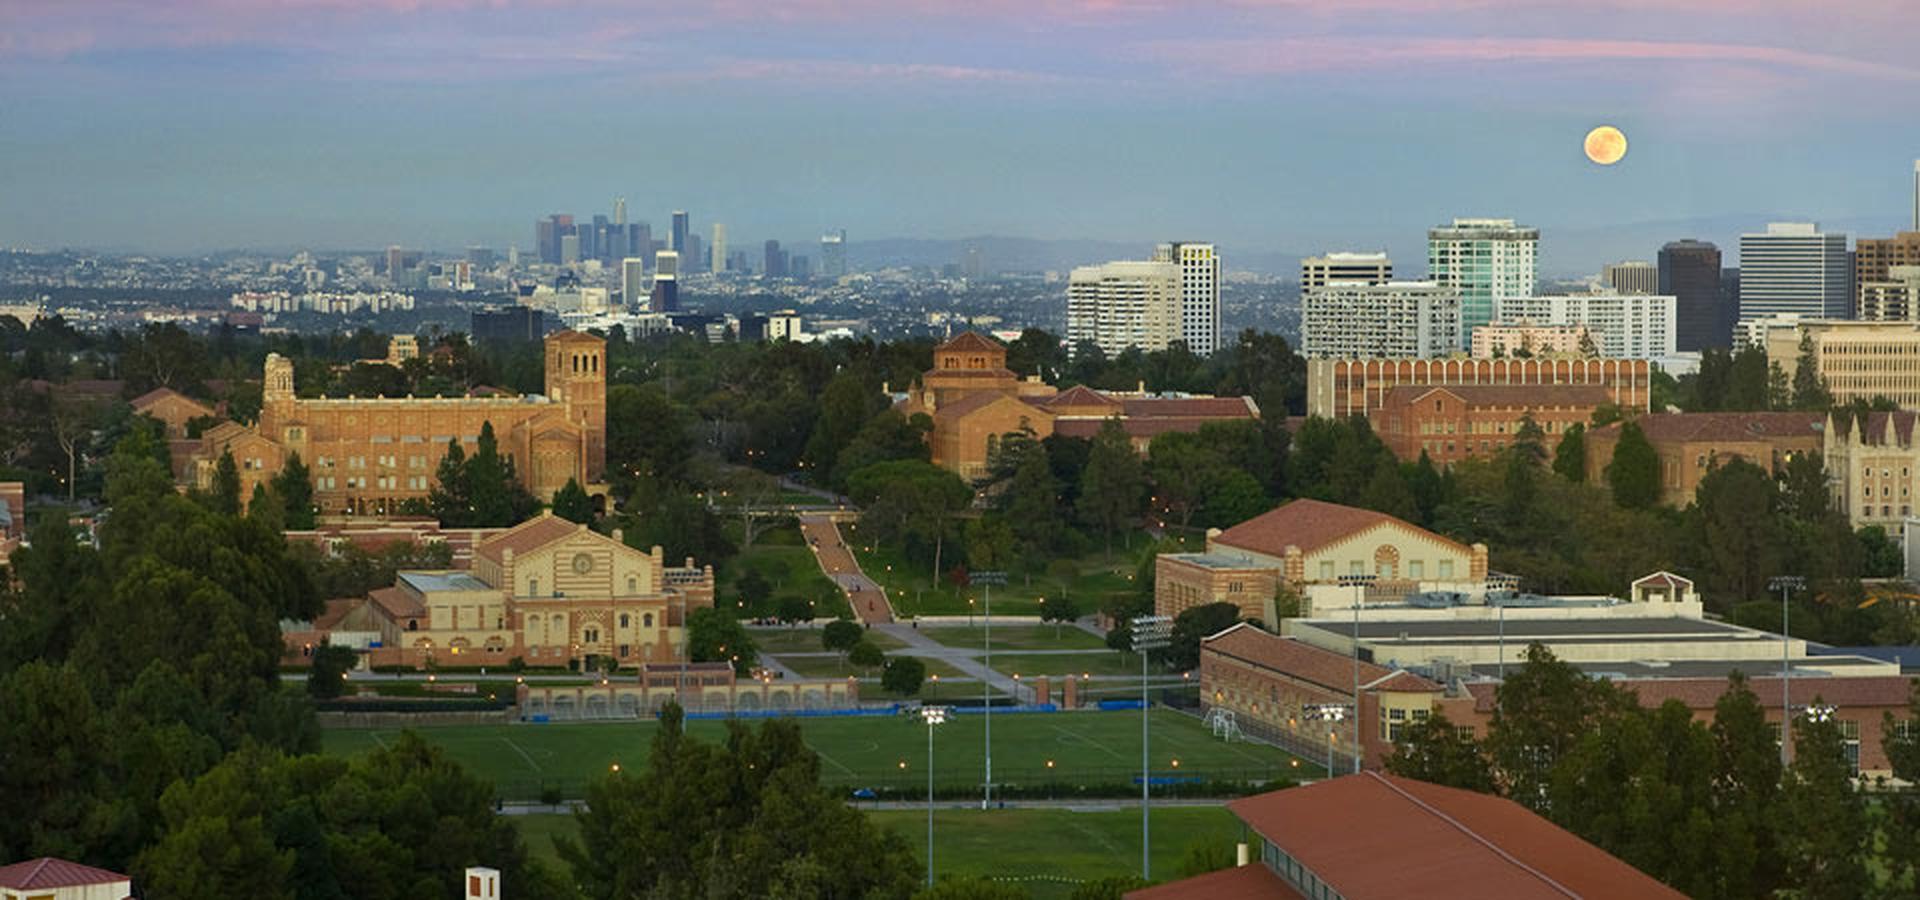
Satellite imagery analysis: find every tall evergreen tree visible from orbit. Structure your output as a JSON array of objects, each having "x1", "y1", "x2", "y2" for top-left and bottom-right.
[
  {"x1": 1604, "y1": 420, "x2": 1660, "y2": 509},
  {"x1": 1077, "y1": 418, "x2": 1147, "y2": 550},
  {"x1": 427, "y1": 438, "x2": 470, "y2": 524},
  {"x1": 1552, "y1": 423, "x2": 1586, "y2": 482},
  {"x1": 551, "y1": 477, "x2": 593, "y2": 524},
  {"x1": 271, "y1": 451, "x2": 316, "y2": 529},
  {"x1": 210, "y1": 449, "x2": 242, "y2": 516}
]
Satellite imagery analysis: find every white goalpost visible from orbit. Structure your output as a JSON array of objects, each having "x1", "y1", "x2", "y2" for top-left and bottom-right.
[{"x1": 1204, "y1": 707, "x2": 1243, "y2": 742}]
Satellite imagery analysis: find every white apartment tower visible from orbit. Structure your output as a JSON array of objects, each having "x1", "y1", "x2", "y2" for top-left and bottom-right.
[
  {"x1": 621, "y1": 257, "x2": 647, "y2": 310},
  {"x1": 1496, "y1": 292, "x2": 1677, "y2": 359},
  {"x1": 1067, "y1": 261, "x2": 1182, "y2": 358},
  {"x1": 711, "y1": 223, "x2": 729, "y2": 274},
  {"x1": 1153, "y1": 242, "x2": 1220, "y2": 356},
  {"x1": 1301, "y1": 281, "x2": 1461, "y2": 359},
  {"x1": 1301, "y1": 252, "x2": 1391, "y2": 290},
  {"x1": 1427, "y1": 218, "x2": 1539, "y2": 348},
  {"x1": 1737, "y1": 222, "x2": 1851, "y2": 325}
]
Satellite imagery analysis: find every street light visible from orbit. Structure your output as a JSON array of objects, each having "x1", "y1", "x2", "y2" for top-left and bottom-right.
[
  {"x1": 974, "y1": 569, "x2": 1008, "y2": 810},
  {"x1": 1337, "y1": 573, "x2": 1376, "y2": 774},
  {"x1": 1770, "y1": 575, "x2": 1806, "y2": 766},
  {"x1": 920, "y1": 705, "x2": 949, "y2": 888},
  {"x1": 1306, "y1": 703, "x2": 1351, "y2": 778},
  {"x1": 1130, "y1": 613, "x2": 1173, "y2": 881}
]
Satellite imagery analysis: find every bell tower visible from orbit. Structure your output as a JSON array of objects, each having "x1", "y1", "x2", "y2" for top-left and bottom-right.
[{"x1": 543, "y1": 330, "x2": 607, "y2": 482}]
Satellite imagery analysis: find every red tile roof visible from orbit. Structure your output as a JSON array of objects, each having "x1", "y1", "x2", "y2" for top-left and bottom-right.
[
  {"x1": 1203, "y1": 623, "x2": 1407, "y2": 693},
  {"x1": 1121, "y1": 397, "x2": 1260, "y2": 419},
  {"x1": 130, "y1": 386, "x2": 214, "y2": 414},
  {"x1": 0, "y1": 857, "x2": 130, "y2": 890},
  {"x1": 474, "y1": 513, "x2": 585, "y2": 564},
  {"x1": 1588, "y1": 412, "x2": 1825, "y2": 444},
  {"x1": 1042, "y1": 384, "x2": 1122, "y2": 411},
  {"x1": 934, "y1": 331, "x2": 1005, "y2": 353},
  {"x1": 1126, "y1": 862, "x2": 1303, "y2": 900},
  {"x1": 368, "y1": 586, "x2": 425, "y2": 620},
  {"x1": 1226, "y1": 773, "x2": 1687, "y2": 899},
  {"x1": 1380, "y1": 384, "x2": 1612, "y2": 409},
  {"x1": 1212, "y1": 498, "x2": 1469, "y2": 558},
  {"x1": 932, "y1": 391, "x2": 1038, "y2": 424}
]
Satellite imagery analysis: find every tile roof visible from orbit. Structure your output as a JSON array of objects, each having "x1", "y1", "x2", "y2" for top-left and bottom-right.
[
  {"x1": 934, "y1": 331, "x2": 1005, "y2": 353},
  {"x1": 1364, "y1": 670, "x2": 1445, "y2": 693},
  {"x1": 0, "y1": 857, "x2": 130, "y2": 890},
  {"x1": 368, "y1": 586, "x2": 425, "y2": 620},
  {"x1": 930, "y1": 391, "x2": 1020, "y2": 424},
  {"x1": 1379, "y1": 384, "x2": 1613, "y2": 408},
  {"x1": 1125, "y1": 862, "x2": 1303, "y2": 900},
  {"x1": 545, "y1": 328, "x2": 604, "y2": 345},
  {"x1": 130, "y1": 386, "x2": 213, "y2": 413},
  {"x1": 1203, "y1": 623, "x2": 1404, "y2": 693},
  {"x1": 1630, "y1": 571, "x2": 1693, "y2": 592},
  {"x1": 1846, "y1": 410, "x2": 1920, "y2": 446},
  {"x1": 1589, "y1": 412, "x2": 1825, "y2": 444},
  {"x1": 474, "y1": 513, "x2": 585, "y2": 564},
  {"x1": 1121, "y1": 397, "x2": 1259, "y2": 418},
  {"x1": 1212, "y1": 498, "x2": 1469, "y2": 558},
  {"x1": 1227, "y1": 773, "x2": 1687, "y2": 899}
]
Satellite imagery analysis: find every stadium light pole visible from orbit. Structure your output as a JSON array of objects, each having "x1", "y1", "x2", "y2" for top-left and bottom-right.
[
  {"x1": 1131, "y1": 613, "x2": 1173, "y2": 881},
  {"x1": 1306, "y1": 703, "x2": 1349, "y2": 779},
  {"x1": 1770, "y1": 575, "x2": 1806, "y2": 766},
  {"x1": 1487, "y1": 574, "x2": 1521, "y2": 683},
  {"x1": 1337, "y1": 573, "x2": 1375, "y2": 774},
  {"x1": 921, "y1": 705, "x2": 948, "y2": 888},
  {"x1": 973, "y1": 570, "x2": 1007, "y2": 810}
]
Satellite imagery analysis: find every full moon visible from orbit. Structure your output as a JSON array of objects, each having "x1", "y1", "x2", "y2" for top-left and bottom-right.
[{"x1": 1584, "y1": 125, "x2": 1628, "y2": 165}]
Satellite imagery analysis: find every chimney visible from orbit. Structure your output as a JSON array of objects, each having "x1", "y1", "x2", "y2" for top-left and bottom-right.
[
  {"x1": 465, "y1": 866, "x2": 500, "y2": 900},
  {"x1": 1236, "y1": 843, "x2": 1250, "y2": 867}
]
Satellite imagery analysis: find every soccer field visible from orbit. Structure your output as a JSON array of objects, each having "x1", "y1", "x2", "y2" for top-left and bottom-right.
[{"x1": 321, "y1": 709, "x2": 1315, "y2": 801}]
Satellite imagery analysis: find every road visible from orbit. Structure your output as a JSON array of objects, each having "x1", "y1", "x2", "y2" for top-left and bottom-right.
[{"x1": 798, "y1": 514, "x2": 895, "y2": 625}]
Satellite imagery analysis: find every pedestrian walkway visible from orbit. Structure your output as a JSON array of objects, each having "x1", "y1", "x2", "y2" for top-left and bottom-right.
[{"x1": 798, "y1": 514, "x2": 894, "y2": 625}]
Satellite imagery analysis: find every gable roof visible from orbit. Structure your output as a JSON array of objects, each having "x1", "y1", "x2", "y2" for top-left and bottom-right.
[
  {"x1": 1226, "y1": 773, "x2": 1687, "y2": 899},
  {"x1": 131, "y1": 386, "x2": 214, "y2": 414},
  {"x1": 1589, "y1": 412, "x2": 1825, "y2": 444},
  {"x1": 934, "y1": 331, "x2": 1004, "y2": 354},
  {"x1": 0, "y1": 857, "x2": 130, "y2": 890},
  {"x1": 473, "y1": 513, "x2": 590, "y2": 565},
  {"x1": 1202, "y1": 623, "x2": 1407, "y2": 693},
  {"x1": 1212, "y1": 498, "x2": 1469, "y2": 558},
  {"x1": 545, "y1": 328, "x2": 604, "y2": 346},
  {"x1": 1631, "y1": 571, "x2": 1693, "y2": 592},
  {"x1": 933, "y1": 391, "x2": 1054, "y2": 425},
  {"x1": 1042, "y1": 384, "x2": 1123, "y2": 411}
]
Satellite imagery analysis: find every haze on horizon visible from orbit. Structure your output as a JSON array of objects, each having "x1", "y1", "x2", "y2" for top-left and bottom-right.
[{"x1": 3, "y1": 0, "x2": 1918, "y2": 273}]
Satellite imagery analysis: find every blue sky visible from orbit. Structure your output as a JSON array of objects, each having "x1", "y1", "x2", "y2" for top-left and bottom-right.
[{"x1": 3, "y1": 1, "x2": 1918, "y2": 273}]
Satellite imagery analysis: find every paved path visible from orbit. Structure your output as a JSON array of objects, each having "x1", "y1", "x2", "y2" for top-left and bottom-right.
[
  {"x1": 798, "y1": 514, "x2": 894, "y2": 625},
  {"x1": 873, "y1": 621, "x2": 1033, "y2": 701}
]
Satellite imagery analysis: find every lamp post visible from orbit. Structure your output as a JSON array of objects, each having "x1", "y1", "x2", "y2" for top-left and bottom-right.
[
  {"x1": 1770, "y1": 575, "x2": 1805, "y2": 766},
  {"x1": 1337, "y1": 573, "x2": 1376, "y2": 774},
  {"x1": 1487, "y1": 574, "x2": 1521, "y2": 683},
  {"x1": 973, "y1": 570, "x2": 1007, "y2": 810},
  {"x1": 1306, "y1": 703, "x2": 1351, "y2": 779},
  {"x1": 920, "y1": 705, "x2": 948, "y2": 888},
  {"x1": 1130, "y1": 613, "x2": 1173, "y2": 880}
]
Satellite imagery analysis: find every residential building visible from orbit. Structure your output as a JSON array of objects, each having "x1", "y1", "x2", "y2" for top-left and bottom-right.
[
  {"x1": 1300, "y1": 251, "x2": 1390, "y2": 290},
  {"x1": 1299, "y1": 281, "x2": 1460, "y2": 359},
  {"x1": 1154, "y1": 241, "x2": 1220, "y2": 356},
  {"x1": 1426, "y1": 218, "x2": 1539, "y2": 347},
  {"x1": 1306, "y1": 357, "x2": 1652, "y2": 420},
  {"x1": 1369, "y1": 383, "x2": 1611, "y2": 465},
  {"x1": 1128, "y1": 773, "x2": 1687, "y2": 900},
  {"x1": 895, "y1": 333, "x2": 1257, "y2": 480},
  {"x1": 0, "y1": 857, "x2": 132, "y2": 900},
  {"x1": 1658, "y1": 239, "x2": 1730, "y2": 351},
  {"x1": 1495, "y1": 292, "x2": 1676, "y2": 359},
  {"x1": 1066, "y1": 260, "x2": 1182, "y2": 357},
  {"x1": 1858, "y1": 266, "x2": 1920, "y2": 321},
  {"x1": 1583, "y1": 412, "x2": 1824, "y2": 508},
  {"x1": 1154, "y1": 499, "x2": 1488, "y2": 624},
  {"x1": 1762, "y1": 318, "x2": 1920, "y2": 408},
  {"x1": 821, "y1": 229, "x2": 847, "y2": 278},
  {"x1": 620, "y1": 257, "x2": 647, "y2": 310},
  {"x1": 1855, "y1": 232, "x2": 1920, "y2": 314},
  {"x1": 1737, "y1": 222, "x2": 1850, "y2": 325},
  {"x1": 1602, "y1": 260, "x2": 1657, "y2": 294},
  {"x1": 711, "y1": 223, "x2": 728, "y2": 273},
  {"x1": 180, "y1": 331, "x2": 604, "y2": 517},
  {"x1": 1468, "y1": 321, "x2": 1589, "y2": 358}
]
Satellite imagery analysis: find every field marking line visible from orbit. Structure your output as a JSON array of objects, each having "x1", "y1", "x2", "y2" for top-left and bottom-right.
[
  {"x1": 1048, "y1": 723, "x2": 1128, "y2": 763},
  {"x1": 370, "y1": 731, "x2": 390, "y2": 750},
  {"x1": 501, "y1": 736, "x2": 543, "y2": 774},
  {"x1": 807, "y1": 740, "x2": 859, "y2": 777}
]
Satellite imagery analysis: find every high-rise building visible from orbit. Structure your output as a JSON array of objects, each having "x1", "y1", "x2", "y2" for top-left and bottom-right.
[
  {"x1": 1153, "y1": 241, "x2": 1221, "y2": 356},
  {"x1": 764, "y1": 240, "x2": 787, "y2": 278},
  {"x1": 1427, "y1": 218, "x2": 1539, "y2": 347},
  {"x1": 1857, "y1": 267, "x2": 1920, "y2": 321},
  {"x1": 961, "y1": 246, "x2": 985, "y2": 281},
  {"x1": 1913, "y1": 160, "x2": 1919, "y2": 231},
  {"x1": 1300, "y1": 281, "x2": 1461, "y2": 359},
  {"x1": 790, "y1": 255, "x2": 811, "y2": 281},
  {"x1": 1737, "y1": 222, "x2": 1850, "y2": 325},
  {"x1": 821, "y1": 229, "x2": 848, "y2": 278},
  {"x1": 622, "y1": 257, "x2": 648, "y2": 311},
  {"x1": 1602, "y1": 261, "x2": 1658, "y2": 295},
  {"x1": 536, "y1": 213, "x2": 573, "y2": 265},
  {"x1": 471, "y1": 305, "x2": 545, "y2": 344},
  {"x1": 712, "y1": 224, "x2": 728, "y2": 274},
  {"x1": 684, "y1": 234, "x2": 704, "y2": 275},
  {"x1": 1658, "y1": 240, "x2": 1728, "y2": 351},
  {"x1": 671, "y1": 210, "x2": 689, "y2": 253},
  {"x1": 1855, "y1": 231, "x2": 1920, "y2": 314},
  {"x1": 652, "y1": 250, "x2": 680, "y2": 313},
  {"x1": 466, "y1": 246, "x2": 496, "y2": 270},
  {"x1": 1496, "y1": 292, "x2": 1677, "y2": 359},
  {"x1": 613, "y1": 196, "x2": 627, "y2": 227},
  {"x1": 559, "y1": 233, "x2": 581, "y2": 265},
  {"x1": 1301, "y1": 252, "x2": 1390, "y2": 290},
  {"x1": 1066, "y1": 260, "x2": 1182, "y2": 358}
]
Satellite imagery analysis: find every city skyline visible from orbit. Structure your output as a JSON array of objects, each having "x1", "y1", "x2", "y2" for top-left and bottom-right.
[{"x1": 3, "y1": 2, "x2": 1918, "y2": 269}]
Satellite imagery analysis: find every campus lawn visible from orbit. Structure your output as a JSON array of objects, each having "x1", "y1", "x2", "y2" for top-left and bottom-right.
[
  {"x1": 715, "y1": 523, "x2": 851, "y2": 620},
  {"x1": 988, "y1": 652, "x2": 1148, "y2": 680},
  {"x1": 511, "y1": 806, "x2": 1245, "y2": 900},
  {"x1": 773, "y1": 654, "x2": 969, "y2": 680},
  {"x1": 749, "y1": 626, "x2": 906, "y2": 655},
  {"x1": 321, "y1": 709, "x2": 1315, "y2": 802},
  {"x1": 843, "y1": 524, "x2": 1195, "y2": 618},
  {"x1": 920, "y1": 625, "x2": 1110, "y2": 652}
]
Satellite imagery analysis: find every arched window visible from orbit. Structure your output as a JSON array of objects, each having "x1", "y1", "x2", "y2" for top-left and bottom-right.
[
  {"x1": 643, "y1": 613, "x2": 654, "y2": 629},
  {"x1": 584, "y1": 627, "x2": 600, "y2": 644},
  {"x1": 529, "y1": 578, "x2": 540, "y2": 596},
  {"x1": 619, "y1": 613, "x2": 630, "y2": 628},
  {"x1": 627, "y1": 576, "x2": 638, "y2": 594}
]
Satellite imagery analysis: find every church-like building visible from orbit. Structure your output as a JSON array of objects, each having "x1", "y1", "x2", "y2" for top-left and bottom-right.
[
  {"x1": 180, "y1": 330, "x2": 606, "y2": 516},
  {"x1": 896, "y1": 332, "x2": 1260, "y2": 480}
]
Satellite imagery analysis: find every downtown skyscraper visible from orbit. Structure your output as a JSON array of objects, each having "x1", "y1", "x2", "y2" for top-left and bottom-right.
[
  {"x1": 1152, "y1": 241, "x2": 1220, "y2": 356},
  {"x1": 1427, "y1": 218, "x2": 1538, "y2": 348},
  {"x1": 1658, "y1": 239, "x2": 1729, "y2": 351},
  {"x1": 1737, "y1": 222, "x2": 1850, "y2": 325}
]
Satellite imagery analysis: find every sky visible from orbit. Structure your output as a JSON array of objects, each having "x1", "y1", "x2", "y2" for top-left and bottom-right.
[{"x1": 3, "y1": 0, "x2": 1919, "y2": 273}]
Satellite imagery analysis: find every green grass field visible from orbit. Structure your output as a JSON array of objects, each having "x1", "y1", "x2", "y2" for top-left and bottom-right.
[
  {"x1": 714, "y1": 524, "x2": 853, "y2": 620},
  {"x1": 774, "y1": 654, "x2": 970, "y2": 680},
  {"x1": 512, "y1": 806, "x2": 1245, "y2": 899},
  {"x1": 988, "y1": 652, "x2": 1144, "y2": 679},
  {"x1": 750, "y1": 626, "x2": 907, "y2": 655},
  {"x1": 920, "y1": 625, "x2": 1110, "y2": 651},
  {"x1": 322, "y1": 710, "x2": 1314, "y2": 801},
  {"x1": 844, "y1": 524, "x2": 1187, "y2": 617}
]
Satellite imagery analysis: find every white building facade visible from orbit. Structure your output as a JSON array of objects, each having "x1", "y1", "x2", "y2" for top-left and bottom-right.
[
  {"x1": 1067, "y1": 260, "x2": 1183, "y2": 358},
  {"x1": 1496, "y1": 292, "x2": 1677, "y2": 359},
  {"x1": 1301, "y1": 252, "x2": 1391, "y2": 291},
  {"x1": 1427, "y1": 218, "x2": 1538, "y2": 349},
  {"x1": 1300, "y1": 281, "x2": 1462, "y2": 359},
  {"x1": 1154, "y1": 241, "x2": 1220, "y2": 356},
  {"x1": 1737, "y1": 222, "x2": 1851, "y2": 326}
]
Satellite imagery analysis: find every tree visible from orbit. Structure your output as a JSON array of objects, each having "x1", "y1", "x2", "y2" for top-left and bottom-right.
[
  {"x1": 463, "y1": 421, "x2": 539, "y2": 527},
  {"x1": 305, "y1": 644, "x2": 357, "y2": 700},
  {"x1": 964, "y1": 515, "x2": 1015, "y2": 571},
  {"x1": 1688, "y1": 459, "x2": 1785, "y2": 605},
  {"x1": 605, "y1": 384, "x2": 694, "y2": 505},
  {"x1": 1384, "y1": 710, "x2": 1495, "y2": 792},
  {"x1": 1161, "y1": 603, "x2": 1244, "y2": 671},
  {"x1": 1485, "y1": 643, "x2": 1630, "y2": 812},
  {"x1": 1880, "y1": 683, "x2": 1920, "y2": 896},
  {"x1": 272, "y1": 451, "x2": 316, "y2": 529},
  {"x1": 551, "y1": 477, "x2": 593, "y2": 524},
  {"x1": 1067, "y1": 876, "x2": 1151, "y2": 900},
  {"x1": 209, "y1": 449, "x2": 242, "y2": 516},
  {"x1": 822, "y1": 619, "x2": 864, "y2": 656},
  {"x1": 1776, "y1": 703, "x2": 1870, "y2": 899},
  {"x1": 1551, "y1": 423, "x2": 1586, "y2": 482},
  {"x1": 1038, "y1": 594, "x2": 1082, "y2": 639},
  {"x1": 1791, "y1": 331, "x2": 1831, "y2": 410},
  {"x1": 687, "y1": 607, "x2": 757, "y2": 674},
  {"x1": 776, "y1": 595, "x2": 814, "y2": 624},
  {"x1": 804, "y1": 370, "x2": 883, "y2": 478},
  {"x1": 427, "y1": 438, "x2": 470, "y2": 524},
  {"x1": 847, "y1": 460, "x2": 973, "y2": 576},
  {"x1": 1077, "y1": 418, "x2": 1147, "y2": 550},
  {"x1": 881, "y1": 656, "x2": 927, "y2": 697},
  {"x1": 737, "y1": 568, "x2": 773, "y2": 610},
  {"x1": 913, "y1": 877, "x2": 1028, "y2": 900},
  {"x1": 999, "y1": 441, "x2": 1064, "y2": 560},
  {"x1": 1604, "y1": 420, "x2": 1660, "y2": 509},
  {"x1": 848, "y1": 639, "x2": 886, "y2": 674},
  {"x1": 563, "y1": 704, "x2": 918, "y2": 899}
]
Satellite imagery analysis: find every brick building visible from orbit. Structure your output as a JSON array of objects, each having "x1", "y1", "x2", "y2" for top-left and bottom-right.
[
  {"x1": 1368, "y1": 383, "x2": 1611, "y2": 465},
  {"x1": 181, "y1": 330, "x2": 605, "y2": 516},
  {"x1": 1583, "y1": 412, "x2": 1824, "y2": 508},
  {"x1": 1306, "y1": 357, "x2": 1651, "y2": 420}
]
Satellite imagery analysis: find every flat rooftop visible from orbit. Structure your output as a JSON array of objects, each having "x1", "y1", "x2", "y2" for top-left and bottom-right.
[
  {"x1": 1464, "y1": 656, "x2": 1897, "y2": 681},
  {"x1": 1299, "y1": 616, "x2": 1747, "y2": 640},
  {"x1": 1165, "y1": 552, "x2": 1265, "y2": 570},
  {"x1": 398, "y1": 571, "x2": 491, "y2": 593}
]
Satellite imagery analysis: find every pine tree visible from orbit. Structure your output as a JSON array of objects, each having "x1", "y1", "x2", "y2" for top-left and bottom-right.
[
  {"x1": 1077, "y1": 418, "x2": 1146, "y2": 551},
  {"x1": 210, "y1": 449, "x2": 242, "y2": 516},
  {"x1": 1552, "y1": 423, "x2": 1586, "y2": 482},
  {"x1": 272, "y1": 451, "x2": 316, "y2": 529},
  {"x1": 1604, "y1": 421, "x2": 1660, "y2": 509},
  {"x1": 427, "y1": 438, "x2": 470, "y2": 525},
  {"x1": 551, "y1": 478, "x2": 593, "y2": 524}
]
